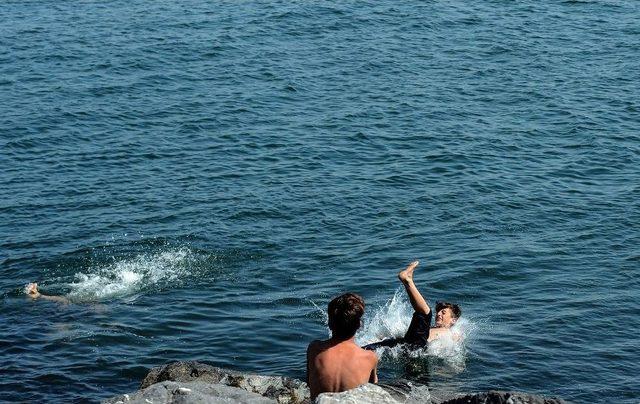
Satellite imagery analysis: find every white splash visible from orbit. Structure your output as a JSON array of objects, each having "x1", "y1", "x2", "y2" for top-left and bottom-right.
[
  {"x1": 426, "y1": 318, "x2": 470, "y2": 370},
  {"x1": 357, "y1": 289, "x2": 413, "y2": 346},
  {"x1": 311, "y1": 300, "x2": 329, "y2": 329},
  {"x1": 65, "y1": 248, "x2": 195, "y2": 302},
  {"x1": 356, "y1": 289, "x2": 471, "y2": 368},
  {"x1": 405, "y1": 382, "x2": 432, "y2": 404}
]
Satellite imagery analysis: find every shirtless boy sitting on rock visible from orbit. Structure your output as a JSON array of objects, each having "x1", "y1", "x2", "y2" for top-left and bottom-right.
[
  {"x1": 307, "y1": 261, "x2": 461, "y2": 398},
  {"x1": 306, "y1": 292, "x2": 378, "y2": 400}
]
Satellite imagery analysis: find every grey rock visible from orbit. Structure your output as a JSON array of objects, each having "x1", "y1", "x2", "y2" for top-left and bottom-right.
[
  {"x1": 104, "y1": 361, "x2": 567, "y2": 404},
  {"x1": 103, "y1": 381, "x2": 275, "y2": 404},
  {"x1": 438, "y1": 390, "x2": 567, "y2": 404},
  {"x1": 139, "y1": 361, "x2": 309, "y2": 404},
  {"x1": 141, "y1": 361, "x2": 226, "y2": 389},
  {"x1": 316, "y1": 384, "x2": 399, "y2": 404}
]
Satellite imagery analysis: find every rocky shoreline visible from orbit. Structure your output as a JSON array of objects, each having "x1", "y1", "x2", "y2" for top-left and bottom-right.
[{"x1": 104, "y1": 361, "x2": 566, "y2": 404}]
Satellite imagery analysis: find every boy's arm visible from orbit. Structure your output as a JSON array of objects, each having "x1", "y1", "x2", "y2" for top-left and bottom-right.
[
  {"x1": 306, "y1": 341, "x2": 318, "y2": 385},
  {"x1": 40, "y1": 295, "x2": 70, "y2": 304},
  {"x1": 368, "y1": 352, "x2": 378, "y2": 383},
  {"x1": 26, "y1": 282, "x2": 71, "y2": 304},
  {"x1": 306, "y1": 348, "x2": 310, "y2": 385},
  {"x1": 369, "y1": 367, "x2": 378, "y2": 384},
  {"x1": 27, "y1": 283, "x2": 70, "y2": 304}
]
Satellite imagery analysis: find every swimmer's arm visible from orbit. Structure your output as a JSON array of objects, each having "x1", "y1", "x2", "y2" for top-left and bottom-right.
[
  {"x1": 27, "y1": 283, "x2": 70, "y2": 304},
  {"x1": 39, "y1": 294, "x2": 70, "y2": 304}
]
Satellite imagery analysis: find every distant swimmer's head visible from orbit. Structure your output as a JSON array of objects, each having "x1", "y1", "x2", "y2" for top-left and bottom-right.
[
  {"x1": 435, "y1": 301, "x2": 461, "y2": 328},
  {"x1": 328, "y1": 293, "x2": 365, "y2": 340}
]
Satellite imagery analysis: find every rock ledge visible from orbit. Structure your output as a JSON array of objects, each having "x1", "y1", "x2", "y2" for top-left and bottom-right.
[{"x1": 103, "y1": 361, "x2": 566, "y2": 404}]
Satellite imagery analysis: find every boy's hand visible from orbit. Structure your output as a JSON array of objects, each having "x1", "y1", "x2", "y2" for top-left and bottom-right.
[{"x1": 26, "y1": 283, "x2": 41, "y2": 298}]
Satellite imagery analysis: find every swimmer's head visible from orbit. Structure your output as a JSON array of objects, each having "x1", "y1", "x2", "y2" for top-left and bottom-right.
[
  {"x1": 435, "y1": 301, "x2": 461, "y2": 328},
  {"x1": 328, "y1": 293, "x2": 365, "y2": 340}
]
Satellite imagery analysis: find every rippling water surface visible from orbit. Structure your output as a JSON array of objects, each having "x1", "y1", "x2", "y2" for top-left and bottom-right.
[{"x1": 1, "y1": 0, "x2": 639, "y2": 402}]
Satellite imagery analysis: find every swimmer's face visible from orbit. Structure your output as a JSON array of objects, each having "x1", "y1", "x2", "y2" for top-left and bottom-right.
[{"x1": 435, "y1": 307, "x2": 457, "y2": 328}]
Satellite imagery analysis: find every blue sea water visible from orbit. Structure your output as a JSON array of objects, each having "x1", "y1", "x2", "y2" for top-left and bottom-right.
[{"x1": 1, "y1": 0, "x2": 639, "y2": 402}]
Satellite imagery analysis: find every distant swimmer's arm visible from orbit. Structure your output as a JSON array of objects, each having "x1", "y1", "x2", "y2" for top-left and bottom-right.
[
  {"x1": 26, "y1": 283, "x2": 70, "y2": 304},
  {"x1": 40, "y1": 295, "x2": 71, "y2": 304}
]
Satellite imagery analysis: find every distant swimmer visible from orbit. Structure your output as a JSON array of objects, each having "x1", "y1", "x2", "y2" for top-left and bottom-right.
[
  {"x1": 306, "y1": 293, "x2": 378, "y2": 400},
  {"x1": 363, "y1": 260, "x2": 461, "y2": 351},
  {"x1": 25, "y1": 283, "x2": 70, "y2": 304}
]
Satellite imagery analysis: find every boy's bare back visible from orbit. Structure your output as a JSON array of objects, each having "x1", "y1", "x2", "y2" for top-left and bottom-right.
[{"x1": 306, "y1": 338, "x2": 377, "y2": 400}]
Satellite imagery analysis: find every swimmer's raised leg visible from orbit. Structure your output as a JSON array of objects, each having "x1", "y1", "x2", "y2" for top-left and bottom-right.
[
  {"x1": 398, "y1": 261, "x2": 430, "y2": 315},
  {"x1": 363, "y1": 261, "x2": 431, "y2": 351},
  {"x1": 397, "y1": 260, "x2": 433, "y2": 346},
  {"x1": 366, "y1": 261, "x2": 461, "y2": 350}
]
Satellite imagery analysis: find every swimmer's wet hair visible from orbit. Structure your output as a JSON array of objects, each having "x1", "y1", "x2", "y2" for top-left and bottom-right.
[
  {"x1": 328, "y1": 293, "x2": 365, "y2": 339},
  {"x1": 436, "y1": 301, "x2": 462, "y2": 319}
]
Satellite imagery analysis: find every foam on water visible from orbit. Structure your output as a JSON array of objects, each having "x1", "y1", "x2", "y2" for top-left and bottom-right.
[
  {"x1": 425, "y1": 318, "x2": 470, "y2": 371},
  {"x1": 64, "y1": 248, "x2": 197, "y2": 302}
]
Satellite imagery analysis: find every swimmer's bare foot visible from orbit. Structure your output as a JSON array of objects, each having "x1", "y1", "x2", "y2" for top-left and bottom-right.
[
  {"x1": 398, "y1": 260, "x2": 419, "y2": 283},
  {"x1": 398, "y1": 260, "x2": 430, "y2": 314},
  {"x1": 26, "y1": 283, "x2": 41, "y2": 299}
]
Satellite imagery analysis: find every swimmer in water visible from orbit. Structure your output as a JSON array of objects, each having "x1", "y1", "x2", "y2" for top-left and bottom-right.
[
  {"x1": 25, "y1": 283, "x2": 70, "y2": 304},
  {"x1": 363, "y1": 260, "x2": 461, "y2": 351}
]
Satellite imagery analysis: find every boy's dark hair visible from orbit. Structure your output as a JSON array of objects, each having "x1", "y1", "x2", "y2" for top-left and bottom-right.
[
  {"x1": 436, "y1": 301, "x2": 462, "y2": 319},
  {"x1": 327, "y1": 293, "x2": 365, "y2": 339}
]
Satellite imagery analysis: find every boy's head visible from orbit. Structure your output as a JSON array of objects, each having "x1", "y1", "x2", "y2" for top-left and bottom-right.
[
  {"x1": 327, "y1": 293, "x2": 365, "y2": 339},
  {"x1": 435, "y1": 301, "x2": 462, "y2": 328}
]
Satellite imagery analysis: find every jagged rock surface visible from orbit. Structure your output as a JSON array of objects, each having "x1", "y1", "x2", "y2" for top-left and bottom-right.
[
  {"x1": 316, "y1": 384, "x2": 399, "y2": 403},
  {"x1": 103, "y1": 361, "x2": 567, "y2": 404},
  {"x1": 104, "y1": 381, "x2": 275, "y2": 404},
  {"x1": 439, "y1": 390, "x2": 566, "y2": 404},
  {"x1": 138, "y1": 361, "x2": 308, "y2": 404}
]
